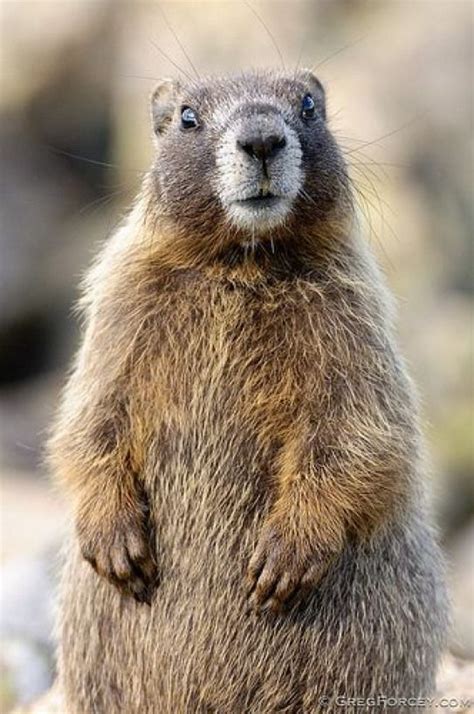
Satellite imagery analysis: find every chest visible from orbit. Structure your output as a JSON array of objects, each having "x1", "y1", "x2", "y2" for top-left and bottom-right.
[{"x1": 136, "y1": 277, "x2": 358, "y2": 431}]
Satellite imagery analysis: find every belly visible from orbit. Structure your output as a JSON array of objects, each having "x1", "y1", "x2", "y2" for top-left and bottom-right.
[
  {"x1": 58, "y1": 425, "x2": 445, "y2": 714},
  {"x1": 145, "y1": 417, "x2": 271, "y2": 577},
  {"x1": 58, "y1": 377, "x2": 445, "y2": 712},
  {"x1": 57, "y1": 283, "x2": 446, "y2": 711}
]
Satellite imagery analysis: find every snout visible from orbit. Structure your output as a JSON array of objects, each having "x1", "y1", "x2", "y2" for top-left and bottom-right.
[
  {"x1": 215, "y1": 106, "x2": 303, "y2": 234},
  {"x1": 237, "y1": 133, "x2": 287, "y2": 162},
  {"x1": 235, "y1": 110, "x2": 288, "y2": 170}
]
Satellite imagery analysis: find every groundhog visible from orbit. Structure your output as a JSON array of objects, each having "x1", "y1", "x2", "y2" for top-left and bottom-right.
[{"x1": 48, "y1": 69, "x2": 448, "y2": 713}]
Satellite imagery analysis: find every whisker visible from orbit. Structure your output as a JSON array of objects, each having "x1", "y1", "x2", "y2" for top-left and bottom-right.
[
  {"x1": 349, "y1": 173, "x2": 397, "y2": 267},
  {"x1": 48, "y1": 147, "x2": 119, "y2": 171},
  {"x1": 157, "y1": 3, "x2": 200, "y2": 79},
  {"x1": 120, "y1": 74, "x2": 163, "y2": 82},
  {"x1": 327, "y1": 107, "x2": 344, "y2": 124},
  {"x1": 244, "y1": 1, "x2": 285, "y2": 70},
  {"x1": 149, "y1": 39, "x2": 195, "y2": 82},
  {"x1": 293, "y1": 33, "x2": 310, "y2": 77},
  {"x1": 343, "y1": 116, "x2": 423, "y2": 156},
  {"x1": 349, "y1": 158, "x2": 405, "y2": 170},
  {"x1": 309, "y1": 37, "x2": 364, "y2": 73},
  {"x1": 352, "y1": 171, "x2": 395, "y2": 218},
  {"x1": 298, "y1": 187, "x2": 318, "y2": 208},
  {"x1": 349, "y1": 155, "x2": 390, "y2": 185},
  {"x1": 47, "y1": 146, "x2": 147, "y2": 180},
  {"x1": 78, "y1": 188, "x2": 130, "y2": 216},
  {"x1": 345, "y1": 152, "x2": 400, "y2": 220}
]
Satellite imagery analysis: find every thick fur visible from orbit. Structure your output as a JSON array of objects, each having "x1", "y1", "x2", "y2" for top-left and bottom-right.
[{"x1": 49, "y1": 70, "x2": 448, "y2": 713}]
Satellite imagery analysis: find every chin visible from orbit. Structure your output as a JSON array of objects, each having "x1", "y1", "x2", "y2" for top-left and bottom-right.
[{"x1": 226, "y1": 197, "x2": 294, "y2": 234}]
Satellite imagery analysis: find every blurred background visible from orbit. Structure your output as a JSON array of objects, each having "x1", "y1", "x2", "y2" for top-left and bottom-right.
[{"x1": 0, "y1": 0, "x2": 472, "y2": 710}]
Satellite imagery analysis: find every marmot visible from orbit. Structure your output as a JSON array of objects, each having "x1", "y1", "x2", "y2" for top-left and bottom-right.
[{"x1": 49, "y1": 69, "x2": 448, "y2": 713}]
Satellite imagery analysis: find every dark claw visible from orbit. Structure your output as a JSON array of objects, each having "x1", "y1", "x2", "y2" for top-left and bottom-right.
[
  {"x1": 79, "y1": 523, "x2": 158, "y2": 604},
  {"x1": 129, "y1": 583, "x2": 152, "y2": 606},
  {"x1": 247, "y1": 526, "x2": 330, "y2": 614}
]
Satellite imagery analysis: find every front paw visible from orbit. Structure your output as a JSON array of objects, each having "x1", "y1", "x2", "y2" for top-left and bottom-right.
[
  {"x1": 247, "y1": 523, "x2": 330, "y2": 614},
  {"x1": 78, "y1": 507, "x2": 158, "y2": 605}
]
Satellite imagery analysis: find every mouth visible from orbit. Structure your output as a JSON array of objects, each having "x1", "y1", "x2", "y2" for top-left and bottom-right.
[
  {"x1": 234, "y1": 193, "x2": 283, "y2": 210},
  {"x1": 226, "y1": 190, "x2": 293, "y2": 233}
]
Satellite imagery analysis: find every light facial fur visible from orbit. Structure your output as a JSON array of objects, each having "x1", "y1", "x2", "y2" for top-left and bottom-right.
[{"x1": 214, "y1": 97, "x2": 303, "y2": 234}]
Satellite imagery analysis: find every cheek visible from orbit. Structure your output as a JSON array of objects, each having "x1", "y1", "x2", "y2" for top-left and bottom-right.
[
  {"x1": 301, "y1": 133, "x2": 347, "y2": 193},
  {"x1": 159, "y1": 136, "x2": 218, "y2": 206},
  {"x1": 276, "y1": 130, "x2": 303, "y2": 195}
]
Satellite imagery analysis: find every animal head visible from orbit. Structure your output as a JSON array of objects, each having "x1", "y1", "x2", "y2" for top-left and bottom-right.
[{"x1": 148, "y1": 69, "x2": 352, "y2": 263}]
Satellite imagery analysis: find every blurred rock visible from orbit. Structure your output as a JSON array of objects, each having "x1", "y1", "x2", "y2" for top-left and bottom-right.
[
  {"x1": 436, "y1": 654, "x2": 474, "y2": 712},
  {"x1": 11, "y1": 685, "x2": 63, "y2": 714},
  {"x1": 0, "y1": 471, "x2": 66, "y2": 561},
  {"x1": 0, "y1": 551, "x2": 60, "y2": 709},
  {"x1": 0, "y1": 472, "x2": 64, "y2": 711},
  {"x1": 1, "y1": 639, "x2": 53, "y2": 712},
  {"x1": 448, "y1": 520, "x2": 474, "y2": 660}
]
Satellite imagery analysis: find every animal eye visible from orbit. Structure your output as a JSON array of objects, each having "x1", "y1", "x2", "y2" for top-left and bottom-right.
[
  {"x1": 181, "y1": 106, "x2": 199, "y2": 129},
  {"x1": 301, "y1": 94, "x2": 316, "y2": 120}
]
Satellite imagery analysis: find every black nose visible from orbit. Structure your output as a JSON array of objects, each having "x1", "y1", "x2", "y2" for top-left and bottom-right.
[{"x1": 237, "y1": 134, "x2": 287, "y2": 161}]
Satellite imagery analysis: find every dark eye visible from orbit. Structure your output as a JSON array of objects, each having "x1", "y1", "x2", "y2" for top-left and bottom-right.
[
  {"x1": 181, "y1": 106, "x2": 199, "y2": 129},
  {"x1": 301, "y1": 94, "x2": 315, "y2": 120}
]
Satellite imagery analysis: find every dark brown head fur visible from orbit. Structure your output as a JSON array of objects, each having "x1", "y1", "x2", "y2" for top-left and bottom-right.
[{"x1": 145, "y1": 69, "x2": 352, "y2": 271}]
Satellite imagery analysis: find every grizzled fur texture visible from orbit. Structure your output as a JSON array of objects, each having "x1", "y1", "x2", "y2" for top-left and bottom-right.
[{"x1": 49, "y1": 70, "x2": 448, "y2": 713}]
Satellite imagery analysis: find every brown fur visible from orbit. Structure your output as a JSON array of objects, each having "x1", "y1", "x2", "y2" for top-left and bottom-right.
[{"x1": 49, "y1": 70, "x2": 447, "y2": 712}]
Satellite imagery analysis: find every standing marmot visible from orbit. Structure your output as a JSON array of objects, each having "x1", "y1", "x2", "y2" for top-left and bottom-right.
[{"x1": 49, "y1": 69, "x2": 448, "y2": 713}]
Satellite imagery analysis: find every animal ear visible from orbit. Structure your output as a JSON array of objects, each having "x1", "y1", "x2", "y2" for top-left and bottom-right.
[
  {"x1": 150, "y1": 79, "x2": 181, "y2": 136},
  {"x1": 299, "y1": 69, "x2": 326, "y2": 120}
]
